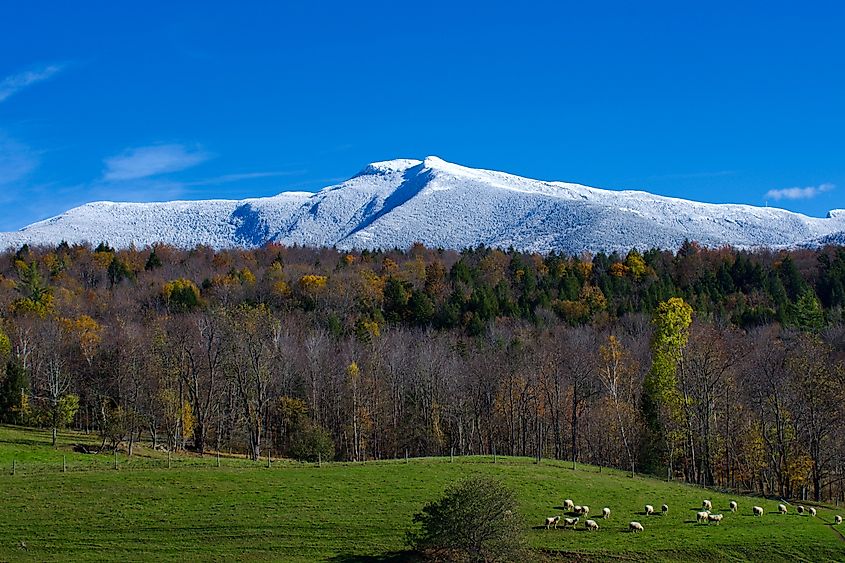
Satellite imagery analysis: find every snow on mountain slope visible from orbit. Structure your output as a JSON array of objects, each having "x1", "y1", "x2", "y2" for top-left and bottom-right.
[
  {"x1": 1, "y1": 156, "x2": 843, "y2": 254},
  {"x1": 0, "y1": 192, "x2": 312, "y2": 249},
  {"x1": 335, "y1": 157, "x2": 844, "y2": 253}
]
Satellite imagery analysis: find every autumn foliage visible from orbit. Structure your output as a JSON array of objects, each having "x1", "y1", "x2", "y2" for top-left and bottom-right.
[{"x1": 0, "y1": 241, "x2": 842, "y2": 502}]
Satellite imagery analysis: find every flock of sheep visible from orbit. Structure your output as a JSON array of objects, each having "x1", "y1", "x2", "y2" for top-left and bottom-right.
[{"x1": 544, "y1": 497, "x2": 844, "y2": 533}]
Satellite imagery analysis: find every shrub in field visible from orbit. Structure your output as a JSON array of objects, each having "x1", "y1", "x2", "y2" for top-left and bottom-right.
[
  {"x1": 289, "y1": 422, "x2": 335, "y2": 462},
  {"x1": 408, "y1": 476, "x2": 525, "y2": 562}
]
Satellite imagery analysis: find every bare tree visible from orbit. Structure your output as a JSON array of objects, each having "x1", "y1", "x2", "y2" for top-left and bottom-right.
[{"x1": 597, "y1": 334, "x2": 639, "y2": 477}]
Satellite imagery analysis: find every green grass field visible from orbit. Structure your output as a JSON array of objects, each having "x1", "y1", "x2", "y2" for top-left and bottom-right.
[{"x1": 0, "y1": 425, "x2": 843, "y2": 562}]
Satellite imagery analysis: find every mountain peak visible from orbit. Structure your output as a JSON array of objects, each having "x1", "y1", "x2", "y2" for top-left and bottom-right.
[
  {"x1": 356, "y1": 156, "x2": 473, "y2": 178},
  {"x1": 422, "y1": 155, "x2": 448, "y2": 167},
  {"x1": 357, "y1": 158, "x2": 421, "y2": 177}
]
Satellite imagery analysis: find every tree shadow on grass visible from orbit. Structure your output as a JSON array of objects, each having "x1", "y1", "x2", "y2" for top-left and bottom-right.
[
  {"x1": 328, "y1": 551, "x2": 423, "y2": 563},
  {"x1": 0, "y1": 437, "x2": 59, "y2": 448}
]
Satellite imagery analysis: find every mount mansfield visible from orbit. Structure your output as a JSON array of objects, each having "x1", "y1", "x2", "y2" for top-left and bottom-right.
[{"x1": 2, "y1": 156, "x2": 844, "y2": 254}]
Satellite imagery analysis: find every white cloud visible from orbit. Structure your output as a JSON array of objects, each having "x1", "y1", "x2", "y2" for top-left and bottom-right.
[
  {"x1": 765, "y1": 183, "x2": 835, "y2": 201},
  {"x1": 103, "y1": 144, "x2": 210, "y2": 181},
  {"x1": 0, "y1": 135, "x2": 38, "y2": 188},
  {"x1": 0, "y1": 64, "x2": 65, "y2": 103}
]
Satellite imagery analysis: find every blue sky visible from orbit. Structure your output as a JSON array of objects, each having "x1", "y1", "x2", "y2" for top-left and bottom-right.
[{"x1": 1, "y1": 1, "x2": 843, "y2": 230}]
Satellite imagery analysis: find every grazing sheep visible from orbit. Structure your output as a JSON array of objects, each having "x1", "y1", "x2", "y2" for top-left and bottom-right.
[
  {"x1": 797, "y1": 505, "x2": 804, "y2": 514},
  {"x1": 696, "y1": 511, "x2": 710, "y2": 523},
  {"x1": 835, "y1": 515, "x2": 842, "y2": 525},
  {"x1": 645, "y1": 504, "x2": 654, "y2": 516},
  {"x1": 702, "y1": 500, "x2": 712, "y2": 510},
  {"x1": 602, "y1": 507, "x2": 611, "y2": 519},
  {"x1": 729, "y1": 501, "x2": 738, "y2": 513},
  {"x1": 661, "y1": 504, "x2": 668, "y2": 515},
  {"x1": 563, "y1": 517, "x2": 580, "y2": 528},
  {"x1": 563, "y1": 499, "x2": 574, "y2": 511},
  {"x1": 629, "y1": 521, "x2": 644, "y2": 532},
  {"x1": 809, "y1": 507, "x2": 817, "y2": 517},
  {"x1": 580, "y1": 505, "x2": 590, "y2": 516},
  {"x1": 573, "y1": 505, "x2": 583, "y2": 514},
  {"x1": 778, "y1": 504, "x2": 788, "y2": 514},
  {"x1": 585, "y1": 519, "x2": 599, "y2": 531},
  {"x1": 545, "y1": 515, "x2": 561, "y2": 529},
  {"x1": 753, "y1": 506, "x2": 764, "y2": 517},
  {"x1": 707, "y1": 513, "x2": 724, "y2": 525}
]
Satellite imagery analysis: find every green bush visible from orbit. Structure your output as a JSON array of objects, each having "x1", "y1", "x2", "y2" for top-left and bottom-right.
[
  {"x1": 289, "y1": 422, "x2": 335, "y2": 462},
  {"x1": 408, "y1": 476, "x2": 526, "y2": 562}
]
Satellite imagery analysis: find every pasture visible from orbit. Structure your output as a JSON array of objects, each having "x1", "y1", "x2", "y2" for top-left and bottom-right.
[{"x1": 0, "y1": 425, "x2": 842, "y2": 561}]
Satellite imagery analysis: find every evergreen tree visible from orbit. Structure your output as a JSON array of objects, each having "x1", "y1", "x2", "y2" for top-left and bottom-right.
[
  {"x1": 778, "y1": 255, "x2": 807, "y2": 301},
  {"x1": 790, "y1": 289, "x2": 826, "y2": 332},
  {"x1": 0, "y1": 347, "x2": 24, "y2": 424},
  {"x1": 145, "y1": 248, "x2": 163, "y2": 270}
]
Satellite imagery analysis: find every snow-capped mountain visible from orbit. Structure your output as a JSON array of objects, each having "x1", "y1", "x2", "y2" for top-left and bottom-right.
[{"x1": 2, "y1": 156, "x2": 844, "y2": 254}]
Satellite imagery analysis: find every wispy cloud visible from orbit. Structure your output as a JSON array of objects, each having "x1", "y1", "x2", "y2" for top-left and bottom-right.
[
  {"x1": 182, "y1": 170, "x2": 306, "y2": 187},
  {"x1": 103, "y1": 144, "x2": 210, "y2": 181},
  {"x1": 764, "y1": 183, "x2": 835, "y2": 201},
  {"x1": 0, "y1": 135, "x2": 38, "y2": 189},
  {"x1": 0, "y1": 64, "x2": 65, "y2": 103}
]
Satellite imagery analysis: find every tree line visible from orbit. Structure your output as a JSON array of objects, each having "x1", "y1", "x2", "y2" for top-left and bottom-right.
[{"x1": 0, "y1": 240, "x2": 843, "y2": 501}]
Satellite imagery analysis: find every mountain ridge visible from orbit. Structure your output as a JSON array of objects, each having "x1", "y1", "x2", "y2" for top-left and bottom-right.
[{"x1": 2, "y1": 156, "x2": 843, "y2": 253}]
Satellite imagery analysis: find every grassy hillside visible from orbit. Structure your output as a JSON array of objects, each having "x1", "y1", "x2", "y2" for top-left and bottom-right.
[{"x1": 0, "y1": 425, "x2": 843, "y2": 562}]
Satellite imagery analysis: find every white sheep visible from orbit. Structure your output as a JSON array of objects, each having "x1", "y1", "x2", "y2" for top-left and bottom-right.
[
  {"x1": 729, "y1": 501, "x2": 737, "y2": 513},
  {"x1": 573, "y1": 505, "x2": 583, "y2": 514},
  {"x1": 753, "y1": 506, "x2": 764, "y2": 517},
  {"x1": 696, "y1": 510, "x2": 710, "y2": 523},
  {"x1": 585, "y1": 519, "x2": 599, "y2": 531},
  {"x1": 563, "y1": 516, "x2": 580, "y2": 528},
  {"x1": 835, "y1": 515, "x2": 842, "y2": 525},
  {"x1": 602, "y1": 507, "x2": 611, "y2": 519},
  {"x1": 661, "y1": 504, "x2": 668, "y2": 515},
  {"x1": 563, "y1": 499, "x2": 574, "y2": 511},
  {"x1": 797, "y1": 505, "x2": 804, "y2": 514},
  {"x1": 574, "y1": 505, "x2": 590, "y2": 516},
  {"x1": 778, "y1": 504, "x2": 787, "y2": 514},
  {"x1": 809, "y1": 507, "x2": 817, "y2": 517},
  {"x1": 702, "y1": 500, "x2": 712, "y2": 510},
  {"x1": 707, "y1": 513, "x2": 723, "y2": 525},
  {"x1": 645, "y1": 504, "x2": 654, "y2": 516},
  {"x1": 629, "y1": 521, "x2": 643, "y2": 532},
  {"x1": 545, "y1": 515, "x2": 561, "y2": 529}
]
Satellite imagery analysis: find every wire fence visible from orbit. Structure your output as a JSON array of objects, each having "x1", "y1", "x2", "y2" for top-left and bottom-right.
[{"x1": 0, "y1": 447, "x2": 646, "y2": 479}]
